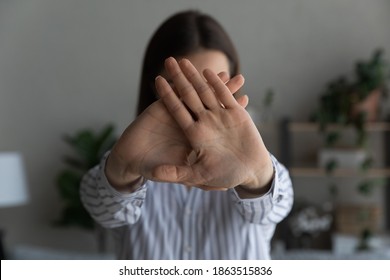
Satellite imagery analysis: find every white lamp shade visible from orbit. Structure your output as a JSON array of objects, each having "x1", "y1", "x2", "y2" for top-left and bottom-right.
[{"x1": 0, "y1": 152, "x2": 29, "y2": 207}]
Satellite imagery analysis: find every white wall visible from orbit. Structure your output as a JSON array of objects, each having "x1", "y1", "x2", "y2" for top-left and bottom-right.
[{"x1": 0, "y1": 0, "x2": 389, "y2": 254}]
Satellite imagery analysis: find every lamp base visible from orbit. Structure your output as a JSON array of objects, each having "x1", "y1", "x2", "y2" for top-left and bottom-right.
[{"x1": 0, "y1": 228, "x2": 5, "y2": 259}]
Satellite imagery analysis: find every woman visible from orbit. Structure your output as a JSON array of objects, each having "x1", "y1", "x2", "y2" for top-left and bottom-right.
[{"x1": 80, "y1": 10, "x2": 293, "y2": 259}]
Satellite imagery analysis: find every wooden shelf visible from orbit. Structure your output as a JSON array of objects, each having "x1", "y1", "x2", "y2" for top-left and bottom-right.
[
  {"x1": 290, "y1": 167, "x2": 390, "y2": 178},
  {"x1": 288, "y1": 122, "x2": 390, "y2": 132},
  {"x1": 282, "y1": 119, "x2": 390, "y2": 230}
]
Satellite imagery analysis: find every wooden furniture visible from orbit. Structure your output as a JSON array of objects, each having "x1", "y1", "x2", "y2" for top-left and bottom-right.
[{"x1": 279, "y1": 119, "x2": 390, "y2": 231}]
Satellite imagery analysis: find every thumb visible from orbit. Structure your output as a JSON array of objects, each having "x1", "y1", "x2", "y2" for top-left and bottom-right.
[{"x1": 152, "y1": 164, "x2": 195, "y2": 184}]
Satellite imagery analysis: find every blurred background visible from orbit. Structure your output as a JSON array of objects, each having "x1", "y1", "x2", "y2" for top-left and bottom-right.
[{"x1": 0, "y1": 0, "x2": 389, "y2": 259}]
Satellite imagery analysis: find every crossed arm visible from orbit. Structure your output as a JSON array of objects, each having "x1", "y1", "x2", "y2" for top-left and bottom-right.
[{"x1": 105, "y1": 57, "x2": 274, "y2": 197}]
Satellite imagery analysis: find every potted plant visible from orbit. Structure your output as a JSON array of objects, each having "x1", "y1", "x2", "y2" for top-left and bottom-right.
[
  {"x1": 350, "y1": 49, "x2": 389, "y2": 122},
  {"x1": 312, "y1": 49, "x2": 389, "y2": 193},
  {"x1": 313, "y1": 48, "x2": 389, "y2": 147},
  {"x1": 55, "y1": 124, "x2": 116, "y2": 251},
  {"x1": 311, "y1": 49, "x2": 389, "y2": 250}
]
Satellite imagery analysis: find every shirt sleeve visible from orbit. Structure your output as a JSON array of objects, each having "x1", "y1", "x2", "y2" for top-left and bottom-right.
[
  {"x1": 79, "y1": 151, "x2": 147, "y2": 228},
  {"x1": 230, "y1": 154, "x2": 294, "y2": 225}
]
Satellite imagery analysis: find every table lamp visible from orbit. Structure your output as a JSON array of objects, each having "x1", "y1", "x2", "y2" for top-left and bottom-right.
[{"x1": 0, "y1": 152, "x2": 29, "y2": 259}]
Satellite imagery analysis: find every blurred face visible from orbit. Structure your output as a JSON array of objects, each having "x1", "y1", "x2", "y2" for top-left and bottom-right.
[{"x1": 160, "y1": 49, "x2": 230, "y2": 83}]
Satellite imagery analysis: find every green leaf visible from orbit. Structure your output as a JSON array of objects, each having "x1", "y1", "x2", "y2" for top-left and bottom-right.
[
  {"x1": 62, "y1": 156, "x2": 87, "y2": 171},
  {"x1": 325, "y1": 159, "x2": 338, "y2": 174},
  {"x1": 357, "y1": 180, "x2": 374, "y2": 196},
  {"x1": 55, "y1": 205, "x2": 95, "y2": 230},
  {"x1": 325, "y1": 132, "x2": 340, "y2": 147},
  {"x1": 57, "y1": 170, "x2": 83, "y2": 203},
  {"x1": 360, "y1": 157, "x2": 373, "y2": 172}
]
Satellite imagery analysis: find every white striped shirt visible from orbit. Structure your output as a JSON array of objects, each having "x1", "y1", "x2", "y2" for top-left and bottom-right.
[{"x1": 80, "y1": 152, "x2": 293, "y2": 259}]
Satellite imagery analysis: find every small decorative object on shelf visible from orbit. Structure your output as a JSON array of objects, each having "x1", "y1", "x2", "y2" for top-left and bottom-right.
[{"x1": 285, "y1": 201, "x2": 333, "y2": 250}]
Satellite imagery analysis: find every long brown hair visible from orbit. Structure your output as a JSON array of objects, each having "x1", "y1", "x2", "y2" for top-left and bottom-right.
[{"x1": 136, "y1": 10, "x2": 240, "y2": 116}]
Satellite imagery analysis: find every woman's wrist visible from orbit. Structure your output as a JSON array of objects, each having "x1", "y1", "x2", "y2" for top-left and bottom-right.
[
  {"x1": 235, "y1": 171, "x2": 274, "y2": 198},
  {"x1": 105, "y1": 153, "x2": 143, "y2": 193},
  {"x1": 235, "y1": 158, "x2": 275, "y2": 198}
]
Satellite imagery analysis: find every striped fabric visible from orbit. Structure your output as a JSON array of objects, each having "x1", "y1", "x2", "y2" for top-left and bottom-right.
[{"x1": 80, "y1": 152, "x2": 293, "y2": 260}]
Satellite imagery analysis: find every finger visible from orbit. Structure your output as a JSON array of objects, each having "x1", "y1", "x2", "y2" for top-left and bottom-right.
[
  {"x1": 179, "y1": 59, "x2": 220, "y2": 109},
  {"x1": 217, "y1": 71, "x2": 230, "y2": 83},
  {"x1": 236, "y1": 95, "x2": 249, "y2": 108},
  {"x1": 165, "y1": 57, "x2": 205, "y2": 116},
  {"x1": 225, "y1": 74, "x2": 245, "y2": 96},
  {"x1": 204, "y1": 69, "x2": 242, "y2": 109},
  {"x1": 218, "y1": 73, "x2": 247, "y2": 107},
  {"x1": 199, "y1": 70, "x2": 244, "y2": 105},
  {"x1": 155, "y1": 75, "x2": 194, "y2": 129}
]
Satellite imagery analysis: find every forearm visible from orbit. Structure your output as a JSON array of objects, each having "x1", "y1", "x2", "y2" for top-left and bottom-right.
[{"x1": 80, "y1": 152, "x2": 147, "y2": 228}]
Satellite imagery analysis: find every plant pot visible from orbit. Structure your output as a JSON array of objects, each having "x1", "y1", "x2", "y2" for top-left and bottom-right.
[{"x1": 350, "y1": 89, "x2": 381, "y2": 122}]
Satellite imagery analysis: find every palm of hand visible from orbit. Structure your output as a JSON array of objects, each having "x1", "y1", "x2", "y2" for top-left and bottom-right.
[
  {"x1": 111, "y1": 99, "x2": 192, "y2": 180},
  {"x1": 181, "y1": 106, "x2": 264, "y2": 188},
  {"x1": 152, "y1": 58, "x2": 271, "y2": 189}
]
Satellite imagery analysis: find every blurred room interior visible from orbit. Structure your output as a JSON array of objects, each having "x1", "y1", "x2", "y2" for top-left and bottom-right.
[{"x1": 0, "y1": 0, "x2": 389, "y2": 259}]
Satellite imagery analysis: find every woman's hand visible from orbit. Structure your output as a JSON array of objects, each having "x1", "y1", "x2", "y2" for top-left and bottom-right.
[
  {"x1": 153, "y1": 57, "x2": 274, "y2": 192},
  {"x1": 105, "y1": 61, "x2": 247, "y2": 192}
]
